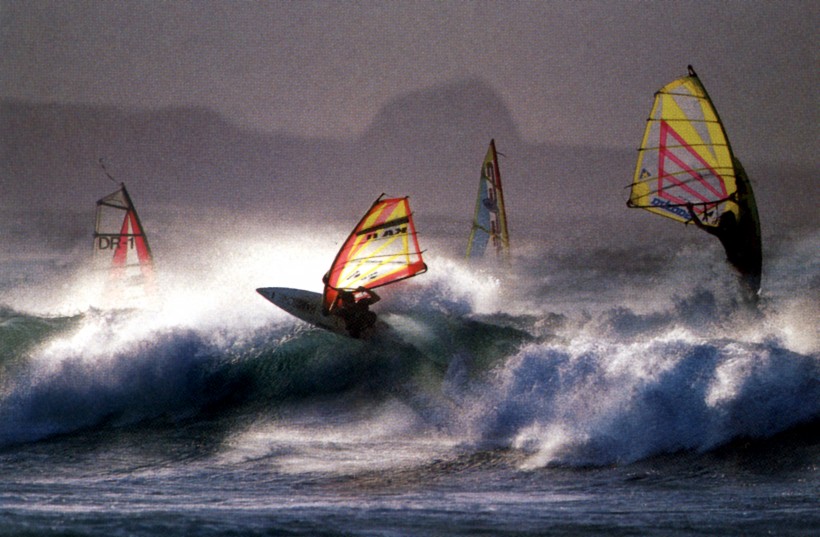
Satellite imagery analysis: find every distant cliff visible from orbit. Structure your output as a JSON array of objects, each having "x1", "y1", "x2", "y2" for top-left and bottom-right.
[{"x1": 2, "y1": 79, "x2": 811, "y2": 236}]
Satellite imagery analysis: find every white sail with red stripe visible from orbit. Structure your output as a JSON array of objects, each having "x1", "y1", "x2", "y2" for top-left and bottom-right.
[{"x1": 93, "y1": 183, "x2": 155, "y2": 298}]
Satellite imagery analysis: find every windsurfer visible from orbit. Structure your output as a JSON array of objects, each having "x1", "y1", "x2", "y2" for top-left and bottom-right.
[
  {"x1": 686, "y1": 163, "x2": 762, "y2": 297},
  {"x1": 333, "y1": 287, "x2": 380, "y2": 338}
]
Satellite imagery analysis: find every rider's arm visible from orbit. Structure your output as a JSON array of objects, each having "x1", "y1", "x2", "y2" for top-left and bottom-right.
[
  {"x1": 687, "y1": 203, "x2": 719, "y2": 237},
  {"x1": 357, "y1": 286, "x2": 380, "y2": 304}
]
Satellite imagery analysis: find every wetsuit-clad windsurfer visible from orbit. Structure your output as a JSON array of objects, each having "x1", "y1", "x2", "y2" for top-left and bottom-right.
[
  {"x1": 686, "y1": 159, "x2": 762, "y2": 299},
  {"x1": 332, "y1": 287, "x2": 380, "y2": 338}
]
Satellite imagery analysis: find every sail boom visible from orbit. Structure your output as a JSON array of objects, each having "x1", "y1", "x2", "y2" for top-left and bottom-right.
[{"x1": 627, "y1": 196, "x2": 732, "y2": 209}]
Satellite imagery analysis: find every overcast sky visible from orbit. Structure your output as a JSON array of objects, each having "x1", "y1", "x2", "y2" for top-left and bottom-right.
[{"x1": 2, "y1": 0, "x2": 818, "y2": 164}]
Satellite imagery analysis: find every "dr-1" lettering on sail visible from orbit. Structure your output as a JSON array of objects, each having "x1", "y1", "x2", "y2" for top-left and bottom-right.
[{"x1": 97, "y1": 236, "x2": 136, "y2": 250}]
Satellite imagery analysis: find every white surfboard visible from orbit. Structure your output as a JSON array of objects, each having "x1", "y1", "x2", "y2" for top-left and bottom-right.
[
  {"x1": 257, "y1": 287, "x2": 399, "y2": 340},
  {"x1": 256, "y1": 287, "x2": 348, "y2": 334}
]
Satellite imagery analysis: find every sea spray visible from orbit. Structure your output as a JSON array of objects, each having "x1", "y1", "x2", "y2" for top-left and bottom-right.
[{"x1": 471, "y1": 304, "x2": 819, "y2": 468}]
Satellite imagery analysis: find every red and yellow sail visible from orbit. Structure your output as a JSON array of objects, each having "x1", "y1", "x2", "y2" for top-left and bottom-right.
[{"x1": 323, "y1": 195, "x2": 426, "y2": 314}]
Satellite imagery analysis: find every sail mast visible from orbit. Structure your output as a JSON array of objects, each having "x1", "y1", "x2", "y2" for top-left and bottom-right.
[
  {"x1": 685, "y1": 66, "x2": 737, "y2": 164},
  {"x1": 118, "y1": 183, "x2": 153, "y2": 264},
  {"x1": 491, "y1": 139, "x2": 511, "y2": 261}
]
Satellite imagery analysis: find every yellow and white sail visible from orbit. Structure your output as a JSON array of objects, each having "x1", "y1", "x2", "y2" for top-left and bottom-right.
[
  {"x1": 466, "y1": 139, "x2": 510, "y2": 262},
  {"x1": 629, "y1": 65, "x2": 741, "y2": 227},
  {"x1": 629, "y1": 66, "x2": 763, "y2": 295}
]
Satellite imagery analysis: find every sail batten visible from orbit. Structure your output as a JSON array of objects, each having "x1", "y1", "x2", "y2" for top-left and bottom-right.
[
  {"x1": 357, "y1": 216, "x2": 411, "y2": 235},
  {"x1": 630, "y1": 167, "x2": 736, "y2": 185},
  {"x1": 646, "y1": 118, "x2": 723, "y2": 124},
  {"x1": 639, "y1": 142, "x2": 731, "y2": 151},
  {"x1": 466, "y1": 139, "x2": 510, "y2": 261}
]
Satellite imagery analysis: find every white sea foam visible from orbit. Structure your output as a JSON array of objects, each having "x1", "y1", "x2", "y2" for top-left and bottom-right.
[{"x1": 0, "y1": 211, "x2": 817, "y2": 466}]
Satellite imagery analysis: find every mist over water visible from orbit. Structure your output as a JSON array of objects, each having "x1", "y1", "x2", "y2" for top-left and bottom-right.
[
  {"x1": 0, "y1": 187, "x2": 817, "y2": 537},
  {"x1": 1, "y1": 204, "x2": 817, "y2": 466}
]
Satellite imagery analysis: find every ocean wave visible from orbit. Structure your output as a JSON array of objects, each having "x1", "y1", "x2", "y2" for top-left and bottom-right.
[
  {"x1": 0, "y1": 223, "x2": 816, "y2": 468},
  {"x1": 466, "y1": 299, "x2": 820, "y2": 467}
]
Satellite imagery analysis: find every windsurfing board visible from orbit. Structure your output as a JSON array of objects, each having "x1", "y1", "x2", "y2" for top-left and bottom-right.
[
  {"x1": 257, "y1": 287, "x2": 390, "y2": 339},
  {"x1": 257, "y1": 287, "x2": 346, "y2": 334}
]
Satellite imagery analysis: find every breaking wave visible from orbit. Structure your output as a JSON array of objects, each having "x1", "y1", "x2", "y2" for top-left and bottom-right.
[{"x1": 0, "y1": 222, "x2": 817, "y2": 469}]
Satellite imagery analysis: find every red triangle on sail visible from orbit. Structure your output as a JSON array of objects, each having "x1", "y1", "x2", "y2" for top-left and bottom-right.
[{"x1": 657, "y1": 120, "x2": 728, "y2": 206}]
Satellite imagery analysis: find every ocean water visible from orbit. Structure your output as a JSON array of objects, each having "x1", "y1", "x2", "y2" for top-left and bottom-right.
[{"x1": 0, "y1": 209, "x2": 817, "y2": 536}]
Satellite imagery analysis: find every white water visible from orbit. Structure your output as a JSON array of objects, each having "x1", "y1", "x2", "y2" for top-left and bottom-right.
[{"x1": 1, "y1": 210, "x2": 817, "y2": 468}]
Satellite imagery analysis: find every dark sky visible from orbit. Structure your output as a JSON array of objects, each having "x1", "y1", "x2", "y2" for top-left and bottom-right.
[{"x1": 2, "y1": 0, "x2": 817, "y2": 166}]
